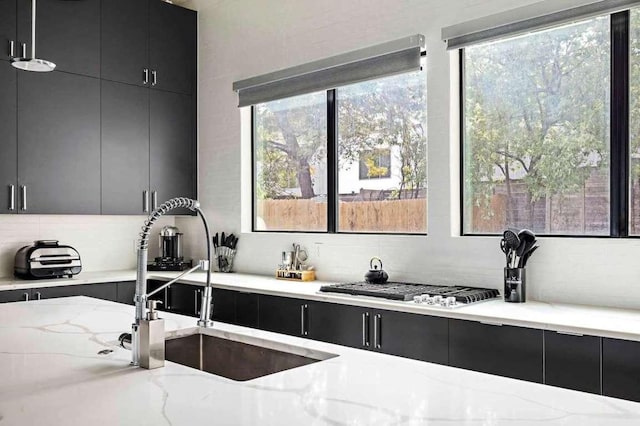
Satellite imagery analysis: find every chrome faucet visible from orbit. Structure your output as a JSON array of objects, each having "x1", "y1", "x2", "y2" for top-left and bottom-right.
[{"x1": 131, "y1": 197, "x2": 213, "y2": 367}]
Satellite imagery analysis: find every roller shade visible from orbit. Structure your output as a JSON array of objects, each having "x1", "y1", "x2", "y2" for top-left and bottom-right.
[
  {"x1": 442, "y1": 0, "x2": 640, "y2": 50},
  {"x1": 233, "y1": 35, "x2": 425, "y2": 107}
]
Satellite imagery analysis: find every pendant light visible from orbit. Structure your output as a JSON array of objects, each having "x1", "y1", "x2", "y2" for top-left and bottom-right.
[{"x1": 11, "y1": 0, "x2": 56, "y2": 72}]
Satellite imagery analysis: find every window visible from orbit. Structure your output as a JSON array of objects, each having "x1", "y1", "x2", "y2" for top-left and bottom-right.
[
  {"x1": 253, "y1": 92, "x2": 327, "y2": 232},
  {"x1": 253, "y1": 70, "x2": 427, "y2": 233},
  {"x1": 630, "y1": 9, "x2": 640, "y2": 235},
  {"x1": 462, "y1": 16, "x2": 612, "y2": 235}
]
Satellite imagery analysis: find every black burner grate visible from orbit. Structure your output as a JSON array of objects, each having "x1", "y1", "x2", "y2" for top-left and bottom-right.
[{"x1": 319, "y1": 282, "x2": 500, "y2": 303}]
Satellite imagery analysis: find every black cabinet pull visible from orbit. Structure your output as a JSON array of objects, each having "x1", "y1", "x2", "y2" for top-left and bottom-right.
[
  {"x1": 374, "y1": 314, "x2": 381, "y2": 349},
  {"x1": 362, "y1": 312, "x2": 370, "y2": 347}
]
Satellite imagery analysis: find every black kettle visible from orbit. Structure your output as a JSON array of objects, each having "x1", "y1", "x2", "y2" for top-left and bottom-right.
[{"x1": 365, "y1": 257, "x2": 388, "y2": 284}]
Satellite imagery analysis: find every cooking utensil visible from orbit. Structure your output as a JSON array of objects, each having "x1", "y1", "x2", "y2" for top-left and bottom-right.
[
  {"x1": 503, "y1": 229, "x2": 520, "y2": 268},
  {"x1": 364, "y1": 257, "x2": 389, "y2": 284},
  {"x1": 521, "y1": 245, "x2": 539, "y2": 267}
]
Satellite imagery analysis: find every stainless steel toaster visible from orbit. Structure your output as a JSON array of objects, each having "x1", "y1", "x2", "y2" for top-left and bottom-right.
[{"x1": 14, "y1": 240, "x2": 82, "y2": 280}]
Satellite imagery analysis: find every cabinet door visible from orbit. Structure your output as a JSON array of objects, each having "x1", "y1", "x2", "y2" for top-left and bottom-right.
[
  {"x1": 149, "y1": 1, "x2": 196, "y2": 95},
  {"x1": 0, "y1": 61, "x2": 17, "y2": 214},
  {"x1": 116, "y1": 281, "x2": 136, "y2": 305},
  {"x1": 101, "y1": 80, "x2": 150, "y2": 214},
  {"x1": 544, "y1": 331, "x2": 601, "y2": 394},
  {"x1": 212, "y1": 288, "x2": 236, "y2": 324},
  {"x1": 18, "y1": 71, "x2": 100, "y2": 214},
  {"x1": 373, "y1": 309, "x2": 448, "y2": 365},
  {"x1": 258, "y1": 295, "x2": 307, "y2": 337},
  {"x1": 147, "y1": 280, "x2": 168, "y2": 311},
  {"x1": 0, "y1": 0, "x2": 16, "y2": 62},
  {"x1": 0, "y1": 289, "x2": 31, "y2": 303},
  {"x1": 449, "y1": 319, "x2": 543, "y2": 383},
  {"x1": 308, "y1": 301, "x2": 369, "y2": 349},
  {"x1": 17, "y1": 0, "x2": 100, "y2": 77},
  {"x1": 169, "y1": 283, "x2": 201, "y2": 317},
  {"x1": 603, "y1": 338, "x2": 640, "y2": 402},
  {"x1": 150, "y1": 89, "x2": 195, "y2": 213},
  {"x1": 236, "y1": 292, "x2": 259, "y2": 328},
  {"x1": 34, "y1": 283, "x2": 117, "y2": 302},
  {"x1": 101, "y1": 0, "x2": 149, "y2": 86}
]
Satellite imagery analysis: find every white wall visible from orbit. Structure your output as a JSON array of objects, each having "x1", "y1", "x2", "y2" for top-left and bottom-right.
[
  {"x1": 0, "y1": 215, "x2": 174, "y2": 278},
  {"x1": 178, "y1": 0, "x2": 640, "y2": 310}
]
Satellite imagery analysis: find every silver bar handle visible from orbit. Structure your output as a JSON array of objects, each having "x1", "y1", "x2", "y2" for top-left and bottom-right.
[
  {"x1": 23, "y1": 292, "x2": 29, "y2": 301},
  {"x1": 34, "y1": 291, "x2": 41, "y2": 300},
  {"x1": 9, "y1": 185, "x2": 15, "y2": 211},
  {"x1": 300, "y1": 304, "x2": 309, "y2": 336},
  {"x1": 20, "y1": 185, "x2": 27, "y2": 211},
  {"x1": 9, "y1": 40, "x2": 15, "y2": 58},
  {"x1": 143, "y1": 190, "x2": 149, "y2": 213},
  {"x1": 164, "y1": 288, "x2": 169, "y2": 310},
  {"x1": 152, "y1": 191, "x2": 158, "y2": 210},
  {"x1": 374, "y1": 314, "x2": 381, "y2": 349},
  {"x1": 151, "y1": 70, "x2": 157, "y2": 86},
  {"x1": 362, "y1": 312, "x2": 370, "y2": 347},
  {"x1": 21, "y1": 42, "x2": 26, "y2": 58},
  {"x1": 194, "y1": 289, "x2": 200, "y2": 316},
  {"x1": 143, "y1": 68, "x2": 149, "y2": 85}
]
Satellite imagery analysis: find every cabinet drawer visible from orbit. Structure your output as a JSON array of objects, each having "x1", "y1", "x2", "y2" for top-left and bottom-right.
[
  {"x1": 449, "y1": 319, "x2": 543, "y2": 383},
  {"x1": 603, "y1": 338, "x2": 640, "y2": 402},
  {"x1": 212, "y1": 288, "x2": 237, "y2": 324},
  {"x1": 0, "y1": 289, "x2": 31, "y2": 303},
  {"x1": 544, "y1": 331, "x2": 601, "y2": 394},
  {"x1": 308, "y1": 301, "x2": 368, "y2": 349},
  {"x1": 34, "y1": 283, "x2": 117, "y2": 302},
  {"x1": 258, "y1": 295, "x2": 307, "y2": 337}
]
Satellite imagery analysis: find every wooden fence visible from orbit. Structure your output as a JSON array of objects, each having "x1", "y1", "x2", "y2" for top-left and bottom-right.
[{"x1": 258, "y1": 199, "x2": 427, "y2": 233}]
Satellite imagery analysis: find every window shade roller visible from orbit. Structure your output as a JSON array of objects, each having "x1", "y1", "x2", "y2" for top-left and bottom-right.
[
  {"x1": 442, "y1": 0, "x2": 640, "y2": 50},
  {"x1": 233, "y1": 34, "x2": 425, "y2": 107}
]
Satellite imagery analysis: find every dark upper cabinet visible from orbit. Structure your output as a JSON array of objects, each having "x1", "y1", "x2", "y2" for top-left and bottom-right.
[
  {"x1": 150, "y1": 89, "x2": 196, "y2": 210},
  {"x1": 449, "y1": 319, "x2": 543, "y2": 383},
  {"x1": 308, "y1": 301, "x2": 368, "y2": 349},
  {"x1": 544, "y1": 331, "x2": 601, "y2": 394},
  {"x1": 258, "y1": 295, "x2": 307, "y2": 337},
  {"x1": 101, "y1": 80, "x2": 150, "y2": 215},
  {"x1": 17, "y1": 0, "x2": 100, "y2": 78},
  {"x1": 372, "y1": 309, "x2": 448, "y2": 365},
  {"x1": 603, "y1": 338, "x2": 640, "y2": 403},
  {"x1": 101, "y1": 0, "x2": 149, "y2": 86},
  {"x1": 0, "y1": 61, "x2": 17, "y2": 214},
  {"x1": 149, "y1": 0, "x2": 196, "y2": 95},
  {"x1": 18, "y1": 71, "x2": 101, "y2": 214},
  {"x1": 0, "y1": 0, "x2": 16, "y2": 62}
]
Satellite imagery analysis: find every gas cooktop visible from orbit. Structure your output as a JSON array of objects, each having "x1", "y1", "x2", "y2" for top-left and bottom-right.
[{"x1": 319, "y1": 282, "x2": 500, "y2": 307}]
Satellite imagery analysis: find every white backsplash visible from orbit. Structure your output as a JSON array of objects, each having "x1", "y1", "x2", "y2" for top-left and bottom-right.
[{"x1": 0, "y1": 215, "x2": 174, "y2": 278}]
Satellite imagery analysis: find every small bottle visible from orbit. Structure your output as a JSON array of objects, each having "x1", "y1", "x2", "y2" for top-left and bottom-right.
[{"x1": 139, "y1": 300, "x2": 165, "y2": 369}]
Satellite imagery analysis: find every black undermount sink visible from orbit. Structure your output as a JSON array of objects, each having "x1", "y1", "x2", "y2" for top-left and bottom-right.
[{"x1": 165, "y1": 331, "x2": 337, "y2": 381}]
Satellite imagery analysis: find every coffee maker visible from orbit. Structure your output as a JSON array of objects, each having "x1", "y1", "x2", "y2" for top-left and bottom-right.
[{"x1": 147, "y1": 226, "x2": 193, "y2": 271}]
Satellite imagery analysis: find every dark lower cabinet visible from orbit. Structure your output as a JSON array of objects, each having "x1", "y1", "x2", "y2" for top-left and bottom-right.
[
  {"x1": 603, "y1": 338, "x2": 640, "y2": 402},
  {"x1": 258, "y1": 295, "x2": 308, "y2": 337},
  {"x1": 0, "y1": 0, "x2": 16, "y2": 62},
  {"x1": 236, "y1": 292, "x2": 259, "y2": 328},
  {"x1": 33, "y1": 283, "x2": 117, "y2": 302},
  {"x1": 544, "y1": 331, "x2": 601, "y2": 394},
  {"x1": 169, "y1": 283, "x2": 202, "y2": 317},
  {"x1": 212, "y1": 288, "x2": 237, "y2": 324},
  {"x1": 372, "y1": 309, "x2": 448, "y2": 365},
  {"x1": 116, "y1": 281, "x2": 136, "y2": 305},
  {"x1": 449, "y1": 319, "x2": 543, "y2": 383},
  {"x1": 147, "y1": 280, "x2": 168, "y2": 311},
  {"x1": 0, "y1": 61, "x2": 17, "y2": 214},
  {"x1": 308, "y1": 301, "x2": 368, "y2": 349},
  {"x1": 0, "y1": 289, "x2": 31, "y2": 303}
]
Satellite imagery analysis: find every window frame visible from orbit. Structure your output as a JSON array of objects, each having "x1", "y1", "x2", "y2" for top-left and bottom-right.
[
  {"x1": 459, "y1": 10, "x2": 632, "y2": 238},
  {"x1": 251, "y1": 68, "x2": 428, "y2": 236}
]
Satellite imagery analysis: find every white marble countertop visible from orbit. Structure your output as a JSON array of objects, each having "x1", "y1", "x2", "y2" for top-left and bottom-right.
[
  {"x1": 0, "y1": 296, "x2": 639, "y2": 425},
  {"x1": 2, "y1": 269, "x2": 640, "y2": 342}
]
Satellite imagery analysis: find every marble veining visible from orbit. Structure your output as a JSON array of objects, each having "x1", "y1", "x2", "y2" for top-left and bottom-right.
[{"x1": 0, "y1": 296, "x2": 640, "y2": 425}]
